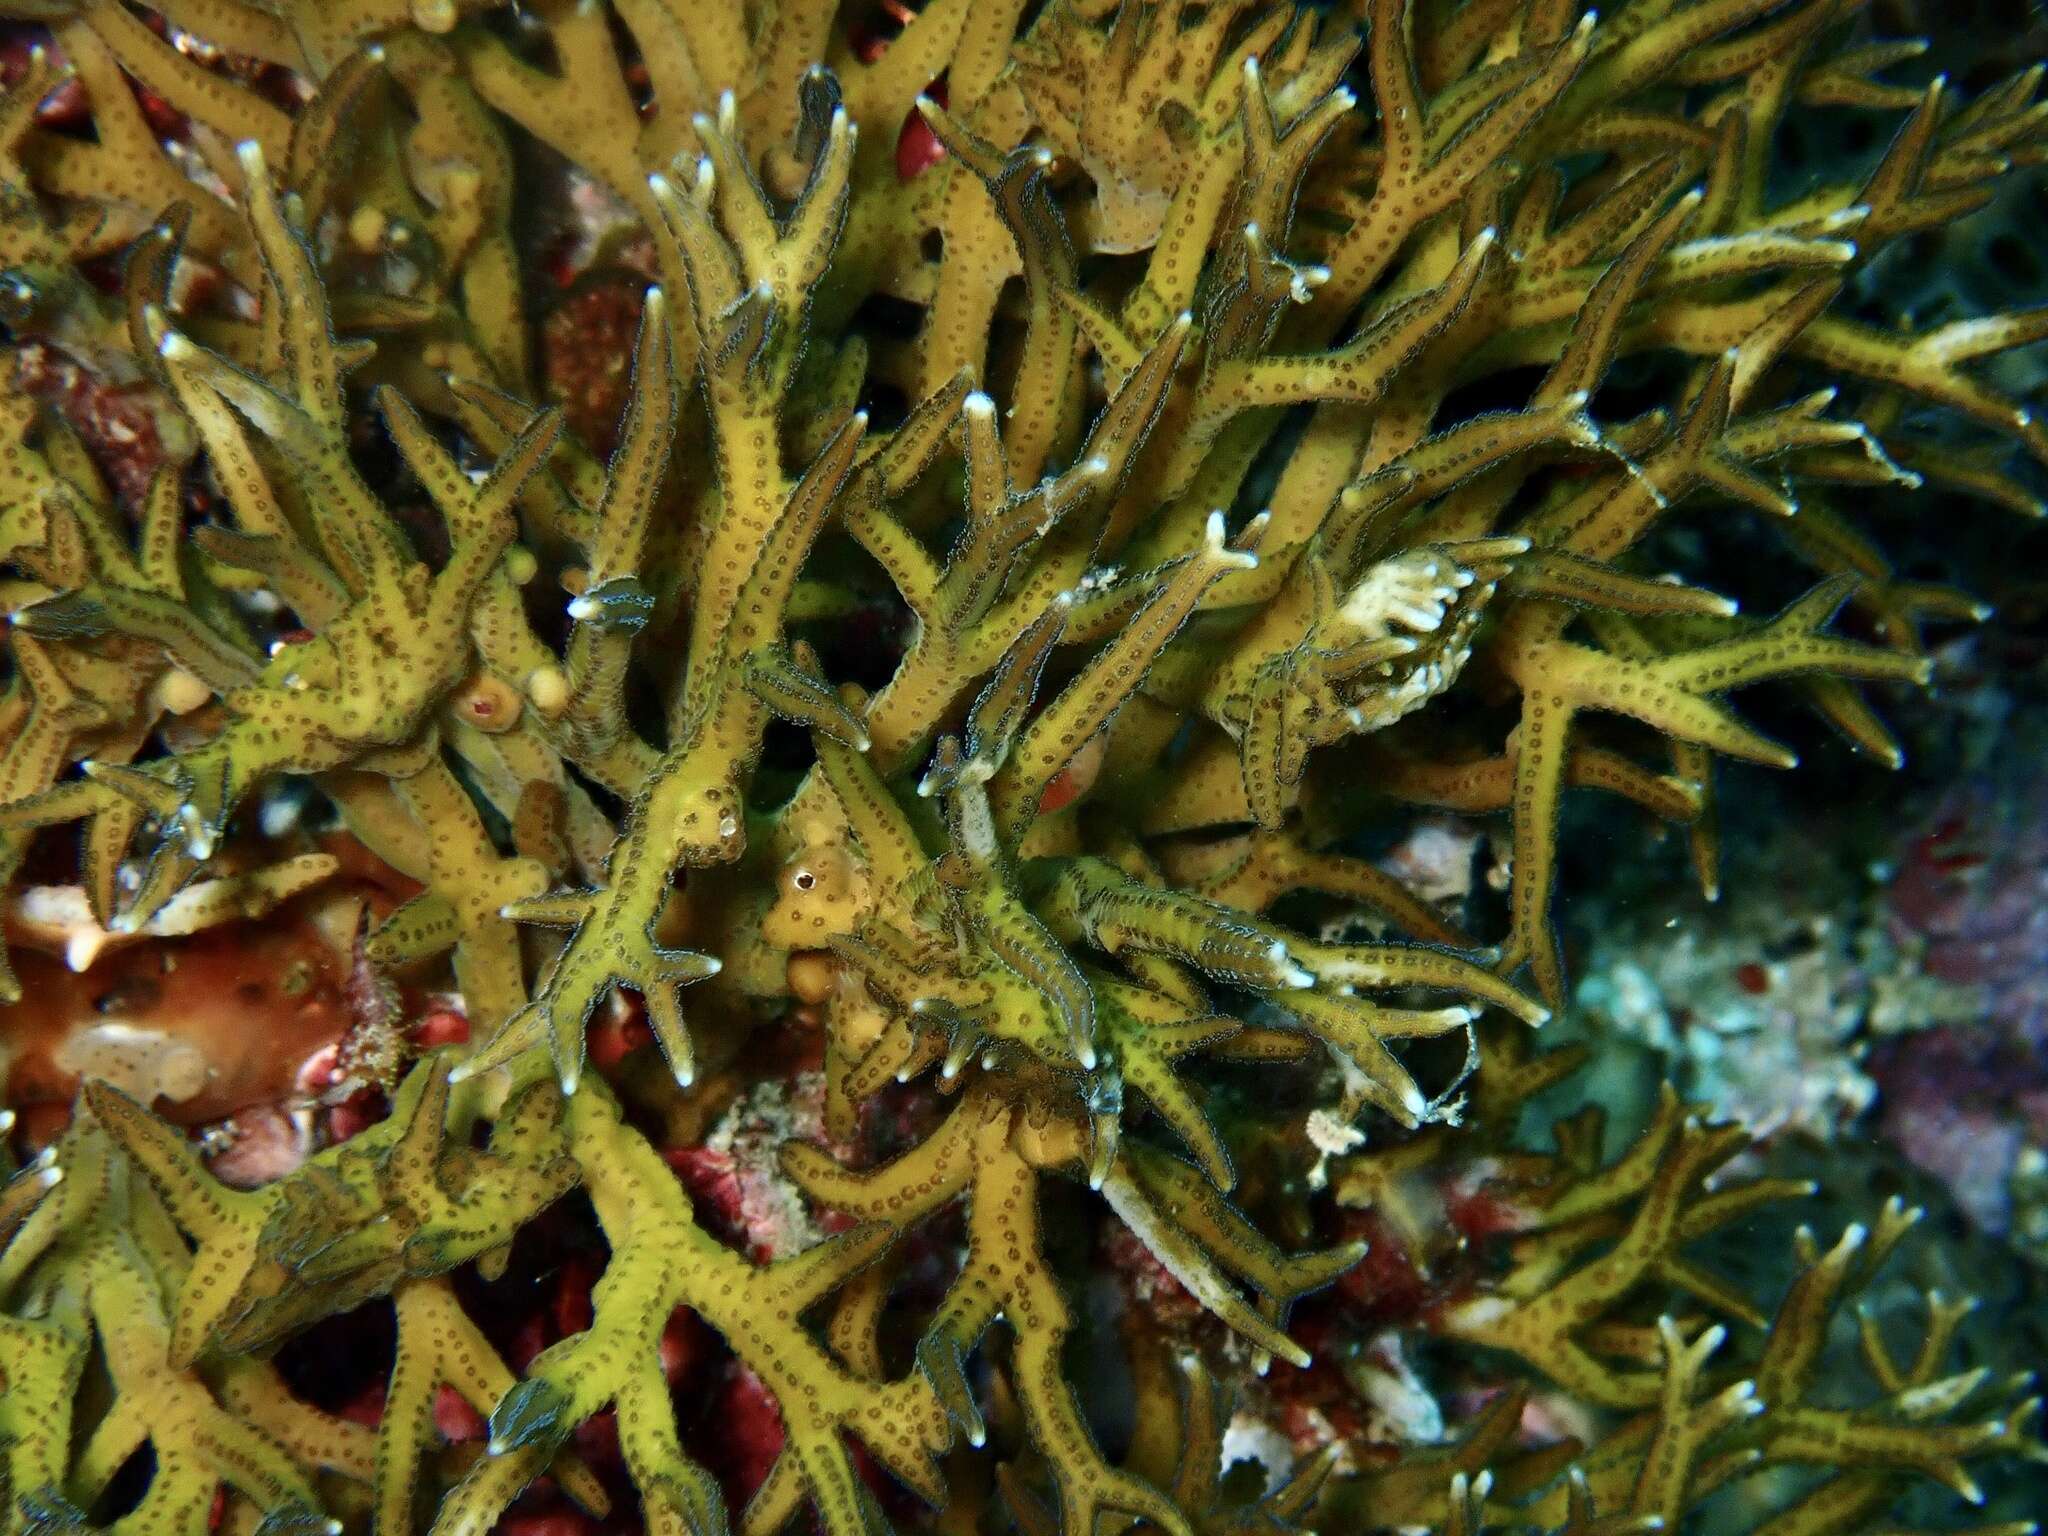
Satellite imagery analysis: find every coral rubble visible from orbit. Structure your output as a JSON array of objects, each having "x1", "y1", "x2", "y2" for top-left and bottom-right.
[{"x1": 0, "y1": 1, "x2": 2044, "y2": 1534}]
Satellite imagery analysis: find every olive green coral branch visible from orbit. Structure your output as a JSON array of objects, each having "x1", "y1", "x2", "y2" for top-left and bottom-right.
[{"x1": 484, "y1": 1083, "x2": 949, "y2": 1536}]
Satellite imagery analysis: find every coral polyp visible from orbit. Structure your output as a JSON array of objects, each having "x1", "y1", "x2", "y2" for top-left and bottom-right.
[{"x1": 0, "y1": 1, "x2": 2043, "y2": 1534}]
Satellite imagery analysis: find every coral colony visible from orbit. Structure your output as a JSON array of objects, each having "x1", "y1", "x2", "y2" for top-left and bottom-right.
[{"x1": 0, "y1": 1, "x2": 2044, "y2": 1534}]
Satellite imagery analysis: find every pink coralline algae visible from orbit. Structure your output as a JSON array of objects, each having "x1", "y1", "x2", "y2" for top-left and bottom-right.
[{"x1": 1877, "y1": 773, "x2": 2048, "y2": 1236}]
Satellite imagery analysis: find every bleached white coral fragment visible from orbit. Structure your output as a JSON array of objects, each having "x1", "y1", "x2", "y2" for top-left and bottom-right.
[
  {"x1": 1338, "y1": 550, "x2": 1474, "y2": 637},
  {"x1": 1220, "y1": 1408, "x2": 1296, "y2": 1496}
]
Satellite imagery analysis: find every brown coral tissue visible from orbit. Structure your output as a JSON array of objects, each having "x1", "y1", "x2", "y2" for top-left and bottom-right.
[{"x1": 0, "y1": 0, "x2": 2045, "y2": 1533}]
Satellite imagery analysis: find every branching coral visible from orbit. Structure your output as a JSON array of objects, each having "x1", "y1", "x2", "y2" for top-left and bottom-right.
[
  {"x1": 1325, "y1": 1042, "x2": 2043, "y2": 1533},
  {"x1": 0, "y1": 0, "x2": 2043, "y2": 1534}
]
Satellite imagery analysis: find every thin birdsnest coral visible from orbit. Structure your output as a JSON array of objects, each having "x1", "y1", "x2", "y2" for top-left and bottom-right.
[{"x1": 0, "y1": 1, "x2": 2043, "y2": 1534}]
